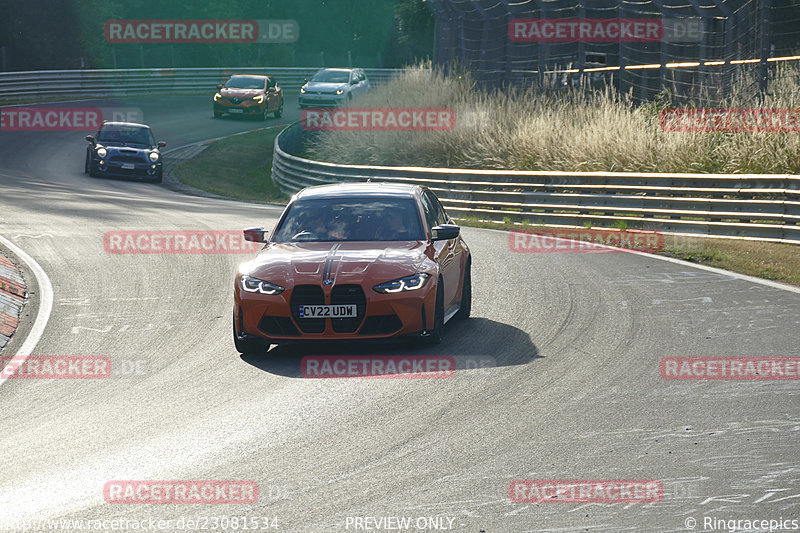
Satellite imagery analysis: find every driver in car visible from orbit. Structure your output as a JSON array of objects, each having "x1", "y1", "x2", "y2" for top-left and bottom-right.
[{"x1": 375, "y1": 209, "x2": 409, "y2": 240}]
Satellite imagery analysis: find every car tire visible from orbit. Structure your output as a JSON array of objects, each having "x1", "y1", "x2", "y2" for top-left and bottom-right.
[
  {"x1": 274, "y1": 99, "x2": 283, "y2": 118},
  {"x1": 151, "y1": 169, "x2": 163, "y2": 184},
  {"x1": 425, "y1": 280, "x2": 445, "y2": 345},
  {"x1": 213, "y1": 111, "x2": 222, "y2": 119},
  {"x1": 87, "y1": 155, "x2": 98, "y2": 178},
  {"x1": 261, "y1": 105, "x2": 269, "y2": 121},
  {"x1": 84, "y1": 152, "x2": 90, "y2": 174},
  {"x1": 454, "y1": 257, "x2": 471, "y2": 320},
  {"x1": 233, "y1": 313, "x2": 269, "y2": 355}
]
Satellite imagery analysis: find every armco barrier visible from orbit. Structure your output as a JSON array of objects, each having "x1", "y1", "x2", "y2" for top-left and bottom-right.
[
  {"x1": 0, "y1": 67, "x2": 406, "y2": 99},
  {"x1": 272, "y1": 122, "x2": 800, "y2": 244}
]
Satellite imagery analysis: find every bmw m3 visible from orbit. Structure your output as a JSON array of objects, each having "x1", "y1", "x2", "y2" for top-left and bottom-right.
[{"x1": 233, "y1": 182, "x2": 471, "y2": 353}]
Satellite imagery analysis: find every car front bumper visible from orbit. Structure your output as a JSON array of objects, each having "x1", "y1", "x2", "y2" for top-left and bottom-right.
[
  {"x1": 235, "y1": 281, "x2": 437, "y2": 341},
  {"x1": 93, "y1": 158, "x2": 161, "y2": 178},
  {"x1": 214, "y1": 101, "x2": 264, "y2": 116},
  {"x1": 298, "y1": 93, "x2": 346, "y2": 107}
]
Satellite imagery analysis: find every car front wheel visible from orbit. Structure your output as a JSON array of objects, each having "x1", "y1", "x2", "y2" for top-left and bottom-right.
[
  {"x1": 425, "y1": 280, "x2": 445, "y2": 345},
  {"x1": 274, "y1": 99, "x2": 283, "y2": 118},
  {"x1": 86, "y1": 154, "x2": 98, "y2": 177}
]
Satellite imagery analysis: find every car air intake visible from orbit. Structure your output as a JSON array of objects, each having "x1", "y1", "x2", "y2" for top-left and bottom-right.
[
  {"x1": 258, "y1": 316, "x2": 299, "y2": 336},
  {"x1": 359, "y1": 315, "x2": 403, "y2": 336}
]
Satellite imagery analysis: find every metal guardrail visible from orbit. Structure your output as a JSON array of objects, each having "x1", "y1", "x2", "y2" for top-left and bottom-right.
[
  {"x1": 0, "y1": 67, "x2": 405, "y2": 99},
  {"x1": 272, "y1": 122, "x2": 800, "y2": 244}
]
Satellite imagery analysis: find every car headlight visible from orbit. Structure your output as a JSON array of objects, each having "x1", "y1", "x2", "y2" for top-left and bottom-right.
[
  {"x1": 213, "y1": 92, "x2": 222, "y2": 102},
  {"x1": 149, "y1": 151, "x2": 160, "y2": 162},
  {"x1": 300, "y1": 85, "x2": 307, "y2": 94},
  {"x1": 96, "y1": 147, "x2": 107, "y2": 158},
  {"x1": 253, "y1": 94, "x2": 265, "y2": 103},
  {"x1": 240, "y1": 275, "x2": 285, "y2": 295},
  {"x1": 373, "y1": 273, "x2": 430, "y2": 294},
  {"x1": 336, "y1": 88, "x2": 345, "y2": 95}
]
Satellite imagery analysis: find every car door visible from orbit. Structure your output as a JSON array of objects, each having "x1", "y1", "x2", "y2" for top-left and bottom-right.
[{"x1": 421, "y1": 190, "x2": 461, "y2": 311}]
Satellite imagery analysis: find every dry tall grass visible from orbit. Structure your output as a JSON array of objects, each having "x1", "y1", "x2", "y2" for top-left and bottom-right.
[{"x1": 305, "y1": 63, "x2": 800, "y2": 173}]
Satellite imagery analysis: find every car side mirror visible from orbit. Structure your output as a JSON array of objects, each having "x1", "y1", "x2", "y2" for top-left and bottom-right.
[
  {"x1": 157, "y1": 141, "x2": 167, "y2": 148},
  {"x1": 85, "y1": 135, "x2": 95, "y2": 144},
  {"x1": 303, "y1": 78, "x2": 308, "y2": 83},
  {"x1": 243, "y1": 227, "x2": 269, "y2": 243},
  {"x1": 351, "y1": 79, "x2": 358, "y2": 85},
  {"x1": 431, "y1": 224, "x2": 460, "y2": 241},
  {"x1": 216, "y1": 84, "x2": 223, "y2": 90}
]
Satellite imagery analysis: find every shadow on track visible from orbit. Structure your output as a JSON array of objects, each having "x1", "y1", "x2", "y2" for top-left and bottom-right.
[{"x1": 240, "y1": 317, "x2": 540, "y2": 378}]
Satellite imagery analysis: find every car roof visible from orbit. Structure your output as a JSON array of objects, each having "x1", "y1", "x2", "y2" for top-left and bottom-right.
[
  {"x1": 228, "y1": 74, "x2": 270, "y2": 79},
  {"x1": 100, "y1": 121, "x2": 150, "y2": 129},
  {"x1": 294, "y1": 182, "x2": 422, "y2": 200},
  {"x1": 315, "y1": 68, "x2": 353, "y2": 73}
]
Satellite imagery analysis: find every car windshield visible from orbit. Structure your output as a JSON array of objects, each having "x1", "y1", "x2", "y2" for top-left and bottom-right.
[
  {"x1": 311, "y1": 70, "x2": 350, "y2": 84},
  {"x1": 272, "y1": 197, "x2": 424, "y2": 243},
  {"x1": 225, "y1": 77, "x2": 265, "y2": 89},
  {"x1": 97, "y1": 126, "x2": 152, "y2": 145}
]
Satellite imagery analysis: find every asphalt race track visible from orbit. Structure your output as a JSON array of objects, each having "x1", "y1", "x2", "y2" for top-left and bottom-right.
[{"x1": 0, "y1": 94, "x2": 799, "y2": 532}]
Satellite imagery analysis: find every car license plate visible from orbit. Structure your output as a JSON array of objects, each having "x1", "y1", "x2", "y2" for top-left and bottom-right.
[
  {"x1": 229, "y1": 109, "x2": 244, "y2": 114},
  {"x1": 298, "y1": 304, "x2": 357, "y2": 318},
  {"x1": 121, "y1": 163, "x2": 135, "y2": 169}
]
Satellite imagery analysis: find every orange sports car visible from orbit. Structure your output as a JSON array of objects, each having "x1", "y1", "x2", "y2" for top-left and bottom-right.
[
  {"x1": 213, "y1": 74, "x2": 283, "y2": 119},
  {"x1": 233, "y1": 182, "x2": 472, "y2": 353}
]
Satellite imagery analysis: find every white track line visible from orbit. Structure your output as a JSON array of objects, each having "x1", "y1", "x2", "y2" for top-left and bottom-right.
[
  {"x1": 481, "y1": 226, "x2": 800, "y2": 296},
  {"x1": 0, "y1": 235, "x2": 54, "y2": 385}
]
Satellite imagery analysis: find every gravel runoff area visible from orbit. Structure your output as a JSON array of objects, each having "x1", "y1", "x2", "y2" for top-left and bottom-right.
[{"x1": 0, "y1": 254, "x2": 26, "y2": 351}]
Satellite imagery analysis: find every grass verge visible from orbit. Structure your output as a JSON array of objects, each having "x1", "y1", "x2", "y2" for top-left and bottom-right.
[
  {"x1": 173, "y1": 126, "x2": 288, "y2": 203},
  {"x1": 174, "y1": 125, "x2": 799, "y2": 288},
  {"x1": 305, "y1": 63, "x2": 800, "y2": 174},
  {"x1": 456, "y1": 217, "x2": 800, "y2": 288}
]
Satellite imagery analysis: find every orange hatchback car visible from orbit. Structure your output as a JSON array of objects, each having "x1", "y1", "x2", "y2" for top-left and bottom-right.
[
  {"x1": 233, "y1": 183, "x2": 472, "y2": 354},
  {"x1": 213, "y1": 74, "x2": 283, "y2": 120}
]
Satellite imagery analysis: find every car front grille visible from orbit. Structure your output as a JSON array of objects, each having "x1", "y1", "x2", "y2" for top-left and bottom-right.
[
  {"x1": 331, "y1": 285, "x2": 367, "y2": 333},
  {"x1": 290, "y1": 285, "x2": 325, "y2": 333},
  {"x1": 109, "y1": 155, "x2": 143, "y2": 163}
]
